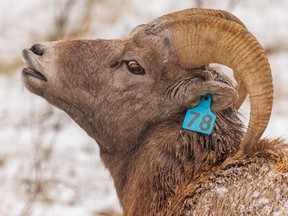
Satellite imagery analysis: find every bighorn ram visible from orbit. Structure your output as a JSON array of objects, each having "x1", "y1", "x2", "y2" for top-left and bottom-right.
[{"x1": 22, "y1": 8, "x2": 287, "y2": 215}]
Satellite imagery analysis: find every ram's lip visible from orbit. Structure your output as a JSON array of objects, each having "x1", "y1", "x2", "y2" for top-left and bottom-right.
[{"x1": 22, "y1": 67, "x2": 47, "y2": 81}]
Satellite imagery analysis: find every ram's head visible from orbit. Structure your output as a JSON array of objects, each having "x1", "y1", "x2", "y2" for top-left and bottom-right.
[{"x1": 22, "y1": 8, "x2": 273, "y2": 154}]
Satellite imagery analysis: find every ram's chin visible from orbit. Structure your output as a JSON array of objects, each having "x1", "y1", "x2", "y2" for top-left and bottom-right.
[{"x1": 22, "y1": 78, "x2": 45, "y2": 98}]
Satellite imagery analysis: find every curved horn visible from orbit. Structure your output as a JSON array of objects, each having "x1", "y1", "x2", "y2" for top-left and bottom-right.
[
  {"x1": 154, "y1": 8, "x2": 248, "y2": 109},
  {"x1": 150, "y1": 9, "x2": 273, "y2": 154},
  {"x1": 155, "y1": 8, "x2": 246, "y2": 27}
]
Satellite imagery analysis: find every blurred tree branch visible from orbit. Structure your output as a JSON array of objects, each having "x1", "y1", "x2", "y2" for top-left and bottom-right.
[
  {"x1": 226, "y1": 0, "x2": 239, "y2": 11},
  {"x1": 195, "y1": 0, "x2": 204, "y2": 8},
  {"x1": 193, "y1": 0, "x2": 239, "y2": 10},
  {"x1": 48, "y1": 0, "x2": 95, "y2": 40},
  {"x1": 0, "y1": 61, "x2": 23, "y2": 75},
  {"x1": 265, "y1": 43, "x2": 288, "y2": 55}
]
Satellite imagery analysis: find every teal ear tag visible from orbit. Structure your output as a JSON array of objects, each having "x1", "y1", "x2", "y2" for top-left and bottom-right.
[{"x1": 182, "y1": 94, "x2": 216, "y2": 135}]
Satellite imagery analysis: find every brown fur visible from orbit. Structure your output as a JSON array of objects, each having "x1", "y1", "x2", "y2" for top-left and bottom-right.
[
  {"x1": 21, "y1": 13, "x2": 287, "y2": 215},
  {"x1": 111, "y1": 111, "x2": 288, "y2": 215}
]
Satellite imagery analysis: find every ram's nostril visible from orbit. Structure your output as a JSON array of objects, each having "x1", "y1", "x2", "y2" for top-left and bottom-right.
[{"x1": 30, "y1": 44, "x2": 44, "y2": 56}]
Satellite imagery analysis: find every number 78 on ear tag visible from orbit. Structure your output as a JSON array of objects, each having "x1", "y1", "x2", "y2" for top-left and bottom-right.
[{"x1": 182, "y1": 95, "x2": 216, "y2": 135}]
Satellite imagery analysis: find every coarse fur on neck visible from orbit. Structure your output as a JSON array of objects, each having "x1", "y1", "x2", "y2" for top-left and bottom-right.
[{"x1": 100, "y1": 105, "x2": 244, "y2": 215}]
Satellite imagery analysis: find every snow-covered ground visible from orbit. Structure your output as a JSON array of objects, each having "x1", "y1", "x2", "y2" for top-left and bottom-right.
[{"x1": 0, "y1": 1, "x2": 287, "y2": 215}]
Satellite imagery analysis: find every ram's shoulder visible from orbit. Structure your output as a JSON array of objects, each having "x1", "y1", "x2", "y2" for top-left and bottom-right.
[{"x1": 174, "y1": 139, "x2": 288, "y2": 215}]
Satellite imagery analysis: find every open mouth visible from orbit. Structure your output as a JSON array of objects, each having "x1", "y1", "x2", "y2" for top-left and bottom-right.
[{"x1": 22, "y1": 67, "x2": 47, "y2": 81}]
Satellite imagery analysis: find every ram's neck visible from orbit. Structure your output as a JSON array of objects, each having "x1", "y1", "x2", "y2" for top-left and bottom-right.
[{"x1": 101, "y1": 107, "x2": 244, "y2": 215}]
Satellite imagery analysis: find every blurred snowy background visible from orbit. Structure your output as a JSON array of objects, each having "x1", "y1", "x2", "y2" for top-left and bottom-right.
[{"x1": 0, "y1": 0, "x2": 287, "y2": 215}]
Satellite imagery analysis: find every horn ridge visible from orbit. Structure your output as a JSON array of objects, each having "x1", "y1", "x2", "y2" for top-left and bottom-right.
[{"x1": 150, "y1": 10, "x2": 273, "y2": 154}]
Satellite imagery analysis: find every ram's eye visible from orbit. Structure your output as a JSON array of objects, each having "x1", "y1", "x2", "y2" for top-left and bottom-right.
[{"x1": 126, "y1": 60, "x2": 145, "y2": 75}]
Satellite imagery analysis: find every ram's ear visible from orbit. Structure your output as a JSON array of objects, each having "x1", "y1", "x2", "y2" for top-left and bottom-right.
[{"x1": 169, "y1": 70, "x2": 238, "y2": 112}]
